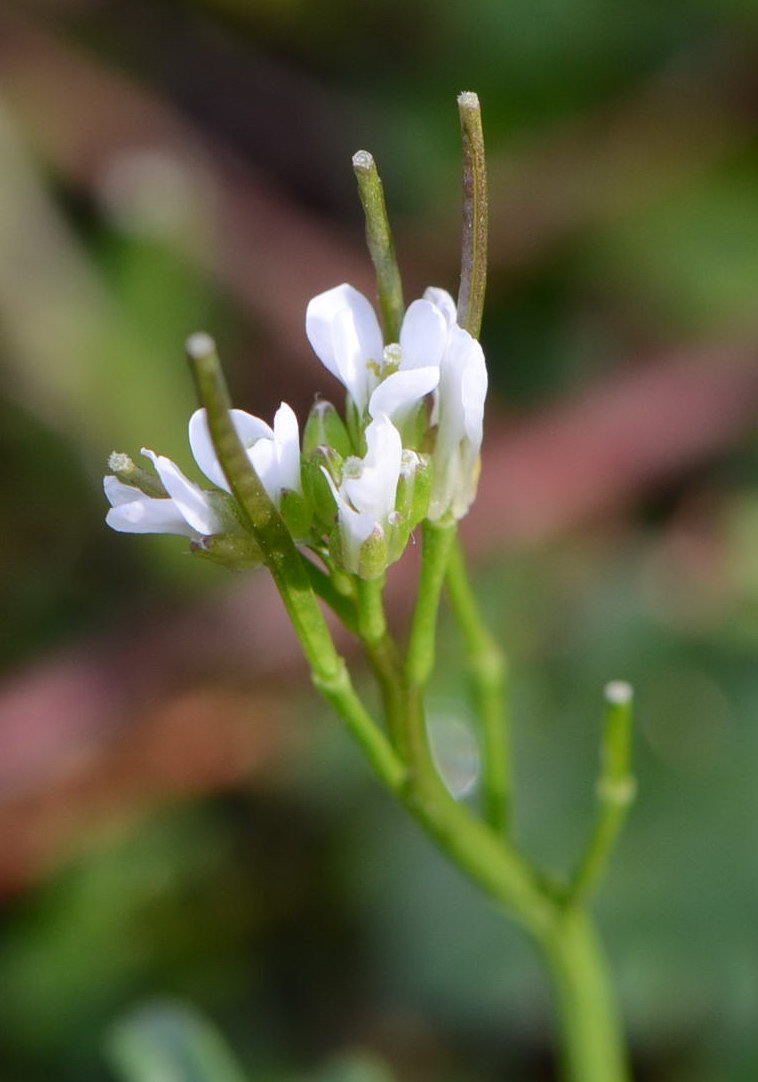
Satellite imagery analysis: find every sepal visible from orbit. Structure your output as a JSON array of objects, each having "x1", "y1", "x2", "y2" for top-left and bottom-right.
[
  {"x1": 356, "y1": 526, "x2": 388, "y2": 580},
  {"x1": 396, "y1": 450, "x2": 432, "y2": 530},
  {"x1": 302, "y1": 449, "x2": 341, "y2": 533},
  {"x1": 190, "y1": 532, "x2": 264, "y2": 570}
]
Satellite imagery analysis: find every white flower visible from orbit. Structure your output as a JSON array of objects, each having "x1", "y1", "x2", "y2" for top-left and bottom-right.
[
  {"x1": 189, "y1": 402, "x2": 302, "y2": 504},
  {"x1": 322, "y1": 413, "x2": 403, "y2": 577},
  {"x1": 428, "y1": 320, "x2": 488, "y2": 521},
  {"x1": 104, "y1": 451, "x2": 224, "y2": 538},
  {"x1": 105, "y1": 402, "x2": 302, "y2": 538},
  {"x1": 305, "y1": 283, "x2": 444, "y2": 423},
  {"x1": 305, "y1": 282, "x2": 488, "y2": 522}
]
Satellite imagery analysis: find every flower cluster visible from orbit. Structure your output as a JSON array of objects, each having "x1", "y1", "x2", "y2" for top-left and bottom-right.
[{"x1": 105, "y1": 285, "x2": 487, "y2": 578}]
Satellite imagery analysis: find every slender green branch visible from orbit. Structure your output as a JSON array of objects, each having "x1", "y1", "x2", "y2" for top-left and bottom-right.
[
  {"x1": 353, "y1": 150, "x2": 405, "y2": 341},
  {"x1": 456, "y1": 91, "x2": 488, "y2": 339},
  {"x1": 566, "y1": 682, "x2": 636, "y2": 907},
  {"x1": 446, "y1": 536, "x2": 511, "y2": 834},
  {"x1": 355, "y1": 575, "x2": 410, "y2": 756},
  {"x1": 406, "y1": 520, "x2": 457, "y2": 689},
  {"x1": 186, "y1": 332, "x2": 404, "y2": 792}
]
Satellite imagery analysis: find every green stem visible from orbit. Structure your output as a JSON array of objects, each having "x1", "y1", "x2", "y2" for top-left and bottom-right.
[
  {"x1": 353, "y1": 150, "x2": 405, "y2": 342},
  {"x1": 186, "y1": 333, "x2": 404, "y2": 792},
  {"x1": 406, "y1": 520, "x2": 457, "y2": 689},
  {"x1": 566, "y1": 683, "x2": 636, "y2": 907},
  {"x1": 403, "y1": 520, "x2": 457, "y2": 789},
  {"x1": 355, "y1": 577, "x2": 410, "y2": 757},
  {"x1": 456, "y1": 92, "x2": 488, "y2": 339},
  {"x1": 446, "y1": 536, "x2": 511, "y2": 834},
  {"x1": 539, "y1": 910, "x2": 631, "y2": 1082}
]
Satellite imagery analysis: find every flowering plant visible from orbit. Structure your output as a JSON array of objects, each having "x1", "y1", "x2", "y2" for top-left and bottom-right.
[{"x1": 104, "y1": 94, "x2": 635, "y2": 1082}]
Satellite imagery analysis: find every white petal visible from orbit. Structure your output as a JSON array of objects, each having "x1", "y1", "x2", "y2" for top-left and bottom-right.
[
  {"x1": 368, "y1": 366, "x2": 439, "y2": 425},
  {"x1": 343, "y1": 415, "x2": 401, "y2": 520},
  {"x1": 320, "y1": 467, "x2": 374, "y2": 566},
  {"x1": 306, "y1": 283, "x2": 383, "y2": 382},
  {"x1": 189, "y1": 408, "x2": 272, "y2": 492},
  {"x1": 460, "y1": 337, "x2": 488, "y2": 449},
  {"x1": 272, "y1": 401, "x2": 301, "y2": 494},
  {"x1": 399, "y1": 299, "x2": 447, "y2": 370},
  {"x1": 423, "y1": 286, "x2": 457, "y2": 327},
  {"x1": 330, "y1": 306, "x2": 372, "y2": 410},
  {"x1": 306, "y1": 284, "x2": 384, "y2": 411},
  {"x1": 429, "y1": 326, "x2": 488, "y2": 521},
  {"x1": 142, "y1": 448, "x2": 221, "y2": 535},
  {"x1": 104, "y1": 475, "x2": 143, "y2": 508},
  {"x1": 248, "y1": 437, "x2": 277, "y2": 498},
  {"x1": 106, "y1": 498, "x2": 197, "y2": 537}
]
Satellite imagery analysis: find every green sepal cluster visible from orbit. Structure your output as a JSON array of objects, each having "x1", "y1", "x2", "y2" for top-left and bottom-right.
[
  {"x1": 190, "y1": 532, "x2": 264, "y2": 570},
  {"x1": 386, "y1": 451, "x2": 432, "y2": 563}
]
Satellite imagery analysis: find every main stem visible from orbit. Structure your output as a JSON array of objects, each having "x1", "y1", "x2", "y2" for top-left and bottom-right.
[
  {"x1": 537, "y1": 910, "x2": 631, "y2": 1082},
  {"x1": 377, "y1": 526, "x2": 630, "y2": 1082}
]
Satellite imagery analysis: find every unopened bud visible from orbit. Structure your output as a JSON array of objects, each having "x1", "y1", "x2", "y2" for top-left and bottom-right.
[{"x1": 303, "y1": 400, "x2": 352, "y2": 458}]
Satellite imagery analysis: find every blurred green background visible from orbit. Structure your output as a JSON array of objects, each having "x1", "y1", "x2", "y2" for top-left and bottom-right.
[{"x1": 2, "y1": 1, "x2": 758, "y2": 1080}]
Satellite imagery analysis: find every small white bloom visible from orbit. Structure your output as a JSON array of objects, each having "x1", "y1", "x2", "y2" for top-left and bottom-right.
[
  {"x1": 322, "y1": 414, "x2": 403, "y2": 576},
  {"x1": 189, "y1": 402, "x2": 302, "y2": 506},
  {"x1": 305, "y1": 284, "x2": 444, "y2": 421},
  {"x1": 306, "y1": 282, "x2": 487, "y2": 521},
  {"x1": 104, "y1": 452, "x2": 223, "y2": 538},
  {"x1": 105, "y1": 403, "x2": 303, "y2": 539}
]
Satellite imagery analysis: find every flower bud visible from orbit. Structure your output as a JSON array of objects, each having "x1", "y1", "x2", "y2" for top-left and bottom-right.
[{"x1": 303, "y1": 400, "x2": 352, "y2": 458}]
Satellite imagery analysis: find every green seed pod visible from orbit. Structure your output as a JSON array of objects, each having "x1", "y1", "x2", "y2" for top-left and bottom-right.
[
  {"x1": 303, "y1": 400, "x2": 352, "y2": 458},
  {"x1": 108, "y1": 451, "x2": 168, "y2": 499}
]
